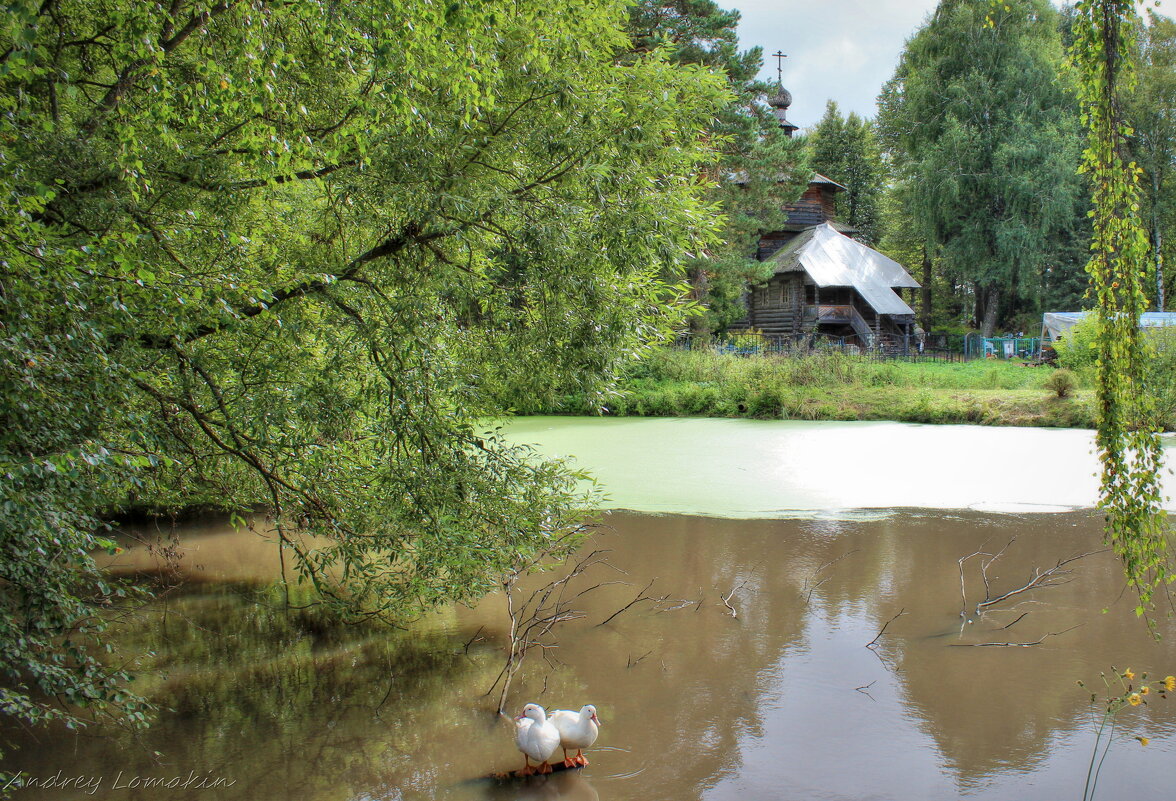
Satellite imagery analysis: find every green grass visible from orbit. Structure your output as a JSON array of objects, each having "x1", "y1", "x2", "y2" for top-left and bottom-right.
[
  {"x1": 631, "y1": 348, "x2": 1056, "y2": 390},
  {"x1": 544, "y1": 349, "x2": 1104, "y2": 428}
]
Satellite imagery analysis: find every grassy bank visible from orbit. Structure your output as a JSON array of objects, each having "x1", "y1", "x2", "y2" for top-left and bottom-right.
[{"x1": 539, "y1": 349, "x2": 1100, "y2": 428}]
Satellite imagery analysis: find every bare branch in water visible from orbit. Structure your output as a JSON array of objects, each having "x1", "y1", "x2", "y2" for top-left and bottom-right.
[
  {"x1": 626, "y1": 651, "x2": 652, "y2": 668},
  {"x1": 720, "y1": 587, "x2": 739, "y2": 618},
  {"x1": 1000, "y1": 612, "x2": 1030, "y2": 631},
  {"x1": 804, "y1": 549, "x2": 860, "y2": 605},
  {"x1": 950, "y1": 625, "x2": 1082, "y2": 647},
  {"x1": 958, "y1": 536, "x2": 1107, "y2": 618},
  {"x1": 866, "y1": 608, "x2": 907, "y2": 649},
  {"x1": 975, "y1": 552, "x2": 1105, "y2": 613},
  {"x1": 598, "y1": 579, "x2": 667, "y2": 627},
  {"x1": 488, "y1": 539, "x2": 669, "y2": 714},
  {"x1": 462, "y1": 625, "x2": 485, "y2": 655}
]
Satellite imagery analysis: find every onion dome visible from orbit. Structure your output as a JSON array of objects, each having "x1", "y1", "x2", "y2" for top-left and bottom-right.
[
  {"x1": 769, "y1": 86, "x2": 793, "y2": 110},
  {"x1": 768, "y1": 84, "x2": 798, "y2": 136}
]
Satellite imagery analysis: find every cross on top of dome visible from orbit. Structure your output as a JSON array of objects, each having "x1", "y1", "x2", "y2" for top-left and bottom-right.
[{"x1": 768, "y1": 50, "x2": 798, "y2": 135}]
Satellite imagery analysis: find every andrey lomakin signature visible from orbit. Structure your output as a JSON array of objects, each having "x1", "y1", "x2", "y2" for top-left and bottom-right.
[{"x1": 2, "y1": 770, "x2": 236, "y2": 795}]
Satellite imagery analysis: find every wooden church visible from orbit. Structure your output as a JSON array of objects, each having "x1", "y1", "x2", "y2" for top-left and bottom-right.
[{"x1": 730, "y1": 82, "x2": 920, "y2": 350}]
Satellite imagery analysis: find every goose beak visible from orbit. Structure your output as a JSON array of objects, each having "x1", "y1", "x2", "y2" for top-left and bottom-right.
[{"x1": 591, "y1": 712, "x2": 600, "y2": 726}]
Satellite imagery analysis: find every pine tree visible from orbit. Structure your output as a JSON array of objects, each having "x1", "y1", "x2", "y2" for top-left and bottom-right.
[
  {"x1": 626, "y1": 0, "x2": 809, "y2": 332},
  {"x1": 810, "y1": 102, "x2": 884, "y2": 245}
]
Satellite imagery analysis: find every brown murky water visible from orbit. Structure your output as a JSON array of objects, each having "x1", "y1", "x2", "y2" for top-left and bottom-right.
[{"x1": 5, "y1": 509, "x2": 1176, "y2": 801}]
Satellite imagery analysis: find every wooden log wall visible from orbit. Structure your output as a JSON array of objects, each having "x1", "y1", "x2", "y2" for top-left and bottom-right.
[
  {"x1": 747, "y1": 274, "x2": 804, "y2": 335},
  {"x1": 757, "y1": 233, "x2": 793, "y2": 261}
]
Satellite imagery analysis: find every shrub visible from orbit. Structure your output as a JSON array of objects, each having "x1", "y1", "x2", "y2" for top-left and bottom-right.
[
  {"x1": 1146, "y1": 328, "x2": 1176, "y2": 429},
  {"x1": 1054, "y1": 316, "x2": 1099, "y2": 375},
  {"x1": 1044, "y1": 368, "x2": 1078, "y2": 399},
  {"x1": 863, "y1": 364, "x2": 901, "y2": 386}
]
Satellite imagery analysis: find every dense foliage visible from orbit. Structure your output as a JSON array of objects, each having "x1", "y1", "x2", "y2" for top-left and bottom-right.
[
  {"x1": 808, "y1": 102, "x2": 884, "y2": 246},
  {"x1": 1069, "y1": 0, "x2": 1171, "y2": 614},
  {"x1": 1128, "y1": 11, "x2": 1176, "y2": 310},
  {"x1": 0, "y1": 0, "x2": 726, "y2": 745},
  {"x1": 878, "y1": 0, "x2": 1086, "y2": 336},
  {"x1": 538, "y1": 348, "x2": 1096, "y2": 429},
  {"x1": 626, "y1": 0, "x2": 810, "y2": 333}
]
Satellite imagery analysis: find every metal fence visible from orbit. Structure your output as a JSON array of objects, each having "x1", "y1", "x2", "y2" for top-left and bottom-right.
[
  {"x1": 675, "y1": 332, "x2": 969, "y2": 362},
  {"x1": 962, "y1": 334, "x2": 1042, "y2": 361},
  {"x1": 674, "y1": 332, "x2": 1042, "y2": 363}
]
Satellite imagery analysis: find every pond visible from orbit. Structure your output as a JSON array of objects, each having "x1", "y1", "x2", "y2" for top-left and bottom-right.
[
  {"x1": 4, "y1": 419, "x2": 1176, "y2": 801},
  {"x1": 499, "y1": 416, "x2": 1176, "y2": 516}
]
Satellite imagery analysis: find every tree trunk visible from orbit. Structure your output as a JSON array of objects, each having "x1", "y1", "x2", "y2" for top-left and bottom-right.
[
  {"x1": 972, "y1": 282, "x2": 984, "y2": 332},
  {"x1": 920, "y1": 244, "x2": 933, "y2": 332},
  {"x1": 1156, "y1": 226, "x2": 1165, "y2": 313},
  {"x1": 1153, "y1": 171, "x2": 1165, "y2": 312},
  {"x1": 981, "y1": 285, "x2": 1000, "y2": 337},
  {"x1": 688, "y1": 264, "x2": 710, "y2": 335}
]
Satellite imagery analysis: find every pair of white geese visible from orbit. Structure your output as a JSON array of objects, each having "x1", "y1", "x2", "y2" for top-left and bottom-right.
[{"x1": 513, "y1": 702, "x2": 600, "y2": 776}]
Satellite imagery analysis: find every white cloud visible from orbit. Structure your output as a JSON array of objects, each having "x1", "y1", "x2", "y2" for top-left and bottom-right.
[
  {"x1": 733, "y1": 0, "x2": 939, "y2": 128},
  {"x1": 731, "y1": 0, "x2": 1075, "y2": 130}
]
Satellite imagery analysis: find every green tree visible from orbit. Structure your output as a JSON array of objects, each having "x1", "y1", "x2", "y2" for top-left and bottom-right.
[
  {"x1": 878, "y1": 0, "x2": 1084, "y2": 336},
  {"x1": 688, "y1": 132, "x2": 809, "y2": 332},
  {"x1": 1126, "y1": 11, "x2": 1176, "y2": 311},
  {"x1": 626, "y1": 0, "x2": 809, "y2": 332},
  {"x1": 878, "y1": 180, "x2": 945, "y2": 331},
  {"x1": 1038, "y1": 191, "x2": 1095, "y2": 316},
  {"x1": 628, "y1": 0, "x2": 762, "y2": 84},
  {"x1": 810, "y1": 101, "x2": 884, "y2": 245},
  {"x1": 0, "y1": 0, "x2": 727, "y2": 753}
]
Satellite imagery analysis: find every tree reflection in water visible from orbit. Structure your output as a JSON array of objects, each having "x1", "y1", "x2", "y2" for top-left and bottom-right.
[{"x1": 3, "y1": 510, "x2": 1175, "y2": 801}]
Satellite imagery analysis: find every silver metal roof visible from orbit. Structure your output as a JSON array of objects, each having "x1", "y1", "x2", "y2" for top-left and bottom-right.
[
  {"x1": 810, "y1": 173, "x2": 848, "y2": 191},
  {"x1": 767, "y1": 223, "x2": 920, "y2": 316},
  {"x1": 1042, "y1": 311, "x2": 1176, "y2": 341}
]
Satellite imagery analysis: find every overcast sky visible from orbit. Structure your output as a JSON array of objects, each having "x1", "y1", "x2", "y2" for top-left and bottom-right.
[{"x1": 731, "y1": 0, "x2": 1073, "y2": 130}]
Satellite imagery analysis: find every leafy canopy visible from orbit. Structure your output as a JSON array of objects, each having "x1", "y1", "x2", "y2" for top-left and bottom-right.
[
  {"x1": 808, "y1": 101, "x2": 884, "y2": 246},
  {"x1": 1126, "y1": 10, "x2": 1176, "y2": 310},
  {"x1": 0, "y1": 0, "x2": 727, "y2": 743},
  {"x1": 878, "y1": 0, "x2": 1083, "y2": 335},
  {"x1": 625, "y1": 0, "x2": 809, "y2": 333}
]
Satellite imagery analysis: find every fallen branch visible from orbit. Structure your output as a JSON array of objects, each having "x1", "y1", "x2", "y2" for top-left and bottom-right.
[
  {"x1": 958, "y1": 537, "x2": 1107, "y2": 618},
  {"x1": 488, "y1": 540, "x2": 623, "y2": 713},
  {"x1": 979, "y1": 538, "x2": 1016, "y2": 605},
  {"x1": 626, "y1": 651, "x2": 652, "y2": 668},
  {"x1": 716, "y1": 574, "x2": 753, "y2": 619},
  {"x1": 999, "y1": 612, "x2": 1029, "y2": 631},
  {"x1": 462, "y1": 625, "x2": 485, "y2": 655},
  {"x1": 958, "y1": 536, "x2": 1011, "y2": 617},
  {"x1": 720, "y1": 587, "x2": 739, "y2": 618}
]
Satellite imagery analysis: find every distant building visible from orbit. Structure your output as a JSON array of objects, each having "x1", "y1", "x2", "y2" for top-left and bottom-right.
[
  {"x1": 1041, "y1": 311, "x2": 1176, "y2": 343},
  {"x1": 730, "y1": 83, "x2": 920, "y2": 349}
]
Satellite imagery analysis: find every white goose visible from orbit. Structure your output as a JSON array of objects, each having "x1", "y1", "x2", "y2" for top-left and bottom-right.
[
  {"x1": 548, "y1": 704, "x2": 600, "y2": 768},
  {"x1": 514, "y1": 702, "x2": 561, "y2": 776}
]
